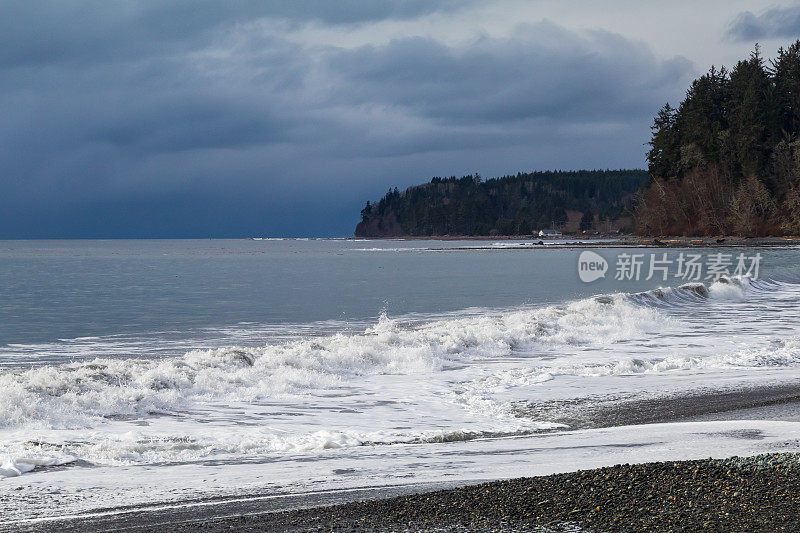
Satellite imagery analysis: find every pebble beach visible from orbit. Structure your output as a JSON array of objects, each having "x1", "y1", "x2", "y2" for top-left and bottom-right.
[{"x1": 21, "y1": 453, "x2": 800, "y2": 532}]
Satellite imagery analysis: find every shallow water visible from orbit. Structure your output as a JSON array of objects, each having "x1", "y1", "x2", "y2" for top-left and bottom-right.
[{"x1": 2, "y1": 239, "x2": 800, "y2": 520}]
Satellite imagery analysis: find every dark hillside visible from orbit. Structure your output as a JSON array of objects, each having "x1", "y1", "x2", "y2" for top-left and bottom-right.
[
  {"x1": 637, "y1": 41, "x2": 800, "y2": 236},
  {"x1": 355, "y1": 169, "x2": 647, "y2": 237}
]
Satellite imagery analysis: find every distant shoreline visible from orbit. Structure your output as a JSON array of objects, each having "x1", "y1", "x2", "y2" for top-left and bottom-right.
[{"x1": 350, "y1": 235, "x2": 800, "y2": 247}]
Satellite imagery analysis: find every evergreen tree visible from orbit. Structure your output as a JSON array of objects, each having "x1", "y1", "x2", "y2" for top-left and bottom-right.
[
  {"x1": 772, "y1": 42, "x2": 800, "y2": 135},
  {"x1": 647, "y1": 103, "x2": 678, "y2": 178},
  {"x1": 728, "y1": 45, "x2": 772, "y2": 178},
  {"x1": 579, "y1": 210, "x2": 594, "y2": 231},
  {"x1": 637, "y1": 41, "x2": 800, "y2": 236},
  {"x1": 356, "y1": 170, "x2": 646, "y2": 237}
]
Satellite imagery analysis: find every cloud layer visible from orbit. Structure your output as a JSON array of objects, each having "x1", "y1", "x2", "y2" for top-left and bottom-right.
[
  {"x1": 0, "y1": 2, "x2": 694, "y2": 237},
  {"x1": 727, "y1": 5, "x2": 800, "y2": 42}
]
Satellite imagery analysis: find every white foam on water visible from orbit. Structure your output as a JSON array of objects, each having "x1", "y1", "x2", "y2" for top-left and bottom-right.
[
  {"x1": 2, "y1": 276, "x2": 800, "y2": 483},
  {"x1": 0, "y1": 294, "x2": 667, "y2": 431},
  {"x1": 0, "y1": 454, "x2": 73, "y2": 478},
  {"x1": 6, "y1": 419, "x2": 800, "y2": 523}
]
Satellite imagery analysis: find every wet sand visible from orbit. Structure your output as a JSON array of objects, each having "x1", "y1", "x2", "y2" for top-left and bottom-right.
[{"x1": 517, "y1": 381, "x2": 800, "y2": 430}]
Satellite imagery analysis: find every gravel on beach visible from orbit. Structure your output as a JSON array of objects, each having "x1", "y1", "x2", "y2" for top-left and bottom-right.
[{"x1": 143, "y1": 453, "x2": 800, "y2": 532}]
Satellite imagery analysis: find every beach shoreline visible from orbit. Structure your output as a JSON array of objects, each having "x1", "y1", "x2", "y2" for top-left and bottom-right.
[
  {"x1": 4, "y1": 242, "x2": 800, "y2": 532},
  {"x1": 10, "y1": 452, "x2": 800, "y2": 532},
  {"x1": 9, "y1": 391, "x2": 800, "y2": 532}
]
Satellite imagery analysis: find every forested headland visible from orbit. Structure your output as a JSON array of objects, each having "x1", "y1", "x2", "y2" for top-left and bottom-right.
[
  {"x1": 637, "y1": 41, "x2": 800, "y2": 236},
  {"x1": 356, "y1": 41, "x2": 800, "y2": 238},
  {"x1": 355, "y1": 170, "x2": 647, "y2": 237}
]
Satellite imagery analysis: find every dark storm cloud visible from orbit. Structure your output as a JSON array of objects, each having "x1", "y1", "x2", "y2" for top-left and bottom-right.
[
  {"x1": 329, "y1": 23, "x2": 691, "y2": 126},
  {"x1": 0, "y1": 1, "x2": 473, "y2": 67},
  {"x1": 727, "y1": 5, "x2": 800, "y2": 41},
  {"x1": 300, "y1": 22, "x2": 693, "y2": 162},
  {"x1": 0, "y1": 3, "x2": 694, "y2": 238}
]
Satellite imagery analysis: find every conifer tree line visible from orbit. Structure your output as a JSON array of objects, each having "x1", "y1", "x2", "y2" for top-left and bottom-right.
[
  {"x1": 637, "y1": 41, "x2": 800, "y2": 236},
  {"x1": 355, "y1": 170, "x2": 647, "y2": 237},
  {"x1": 357, "y1": 42, "x2": 800, "y2": 238}
]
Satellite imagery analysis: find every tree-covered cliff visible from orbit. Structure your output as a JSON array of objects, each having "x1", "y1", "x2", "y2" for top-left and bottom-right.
[
  {"x1": 355, "y1": 169, "x2": 647, "y2": 237},
  {"x1": 637, "y1": 41, "x2": 800, "y2": 236}
]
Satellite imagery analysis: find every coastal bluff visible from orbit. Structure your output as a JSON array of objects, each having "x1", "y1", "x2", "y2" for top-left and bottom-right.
[{"x1": 355, "y1": 169, "x2": 646, "y2": 238}]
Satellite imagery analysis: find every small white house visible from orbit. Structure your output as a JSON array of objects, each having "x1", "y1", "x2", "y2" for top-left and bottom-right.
[{"x1": 539, "y1": 229, "x2": 562, "y2": 237}]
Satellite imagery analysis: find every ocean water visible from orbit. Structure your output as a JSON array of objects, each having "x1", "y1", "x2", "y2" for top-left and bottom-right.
[{"x1": 3, "y1": 239, "x2": 800, "y2": 522}]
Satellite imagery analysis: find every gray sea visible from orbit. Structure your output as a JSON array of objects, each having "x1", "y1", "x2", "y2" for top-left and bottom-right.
[{"x1": 2, "y1": 238, "x2": 800, "y2": 524}]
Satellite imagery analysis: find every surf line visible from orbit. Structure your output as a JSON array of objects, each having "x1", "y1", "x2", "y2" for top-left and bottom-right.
[{"x1": 5, "y1": 481, "x2": 450, "y2": 525}]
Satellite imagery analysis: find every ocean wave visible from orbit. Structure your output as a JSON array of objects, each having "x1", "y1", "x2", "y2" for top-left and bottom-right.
[
  {"x1": 0, "y1": 294, "x2": 666, "y2": 430},
  {"x1": 575, "y1": 337, "x2": 800, "y2": 375},
  {"x1": 459, "y1": 338, "x2": 800, "y2": 397},
  {"x1": 0, "y1": 453, "x2": 72, "y2": 478},
  {"x1": 3, "y1": 277, "x2": 800, "y2": 478},
  {"x1": 350, "y1": 247, "x2": 426, "y2": 252},
  {"x1": 624, "y1": 275, "x2": 776, "y2": 307},
  {"x1": 0, "y1": 420, "x2": 569, "y2": 478},
  {"x1": 1, "y1": 276, "x2": 794, "y2": 433}
]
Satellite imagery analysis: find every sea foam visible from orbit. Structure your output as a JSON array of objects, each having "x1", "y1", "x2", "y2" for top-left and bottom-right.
[
  {"x1": 3, "y1": 276, "x2": 798, "y2": 478},
  {"x1": 0, "y1": 292, "x2": 665, "y2": 430}
]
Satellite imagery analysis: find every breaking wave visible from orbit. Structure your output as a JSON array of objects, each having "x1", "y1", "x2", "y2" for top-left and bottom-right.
[
  {"x1": 0, "y1": 294, "x2": 667, "y2": 430},
  {"x1": 626, "y1": 275, "x2": 779, "y2": 307},
  {"x1": 0, "y1": 418, "x2": 572, "y2": 478},
  {"x1": 0, "y1": 275, "x2": 793, "y2": 431},
  {"x1": 460, "y1": 337, "x2": 800, "y2": 394},
  {"x1": 3, "y1": 276, "x2": 800, "y2": 478}
]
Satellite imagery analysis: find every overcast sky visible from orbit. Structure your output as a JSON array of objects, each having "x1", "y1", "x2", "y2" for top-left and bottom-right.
[{"x1": 2, "y1": 1, "x2": 798, "y2": 238}]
